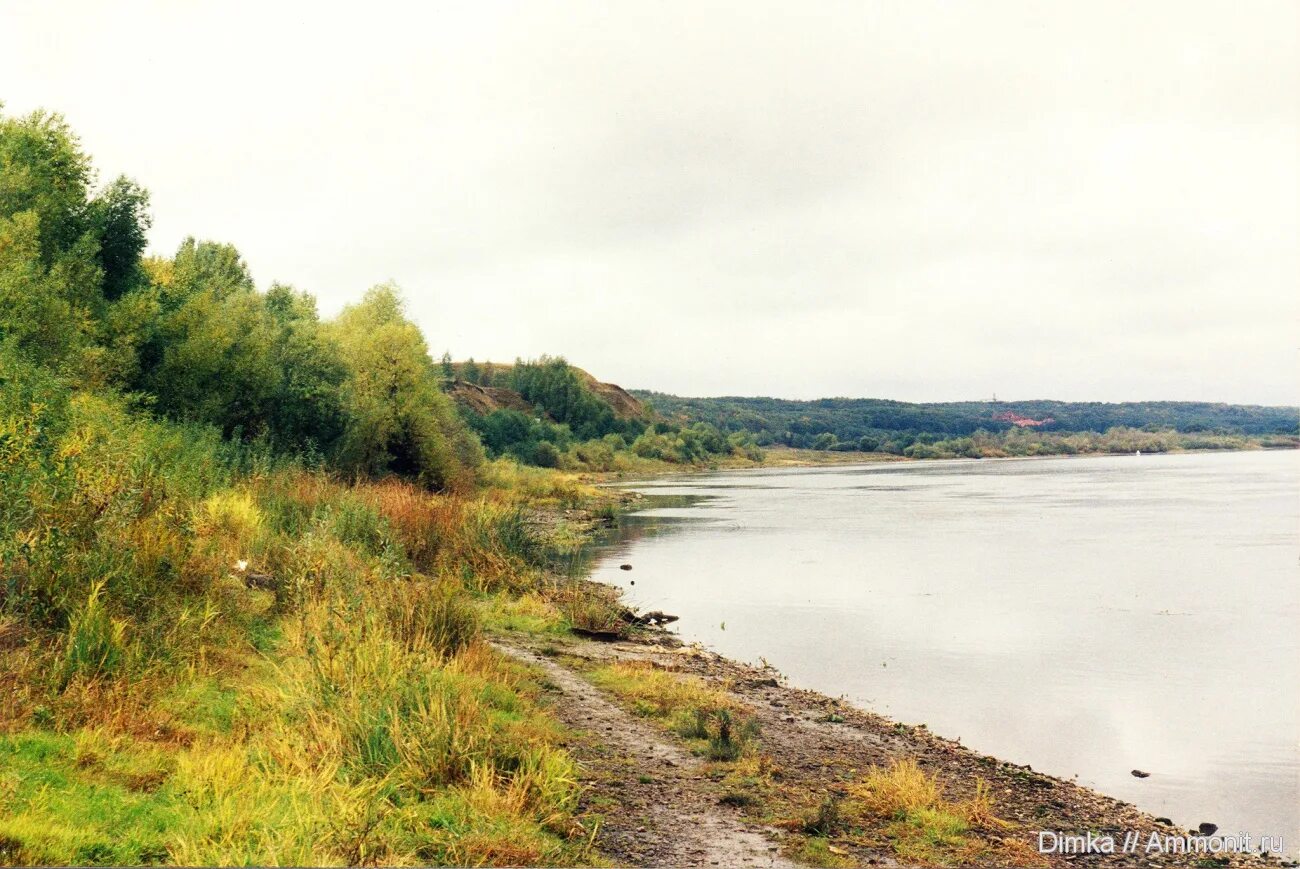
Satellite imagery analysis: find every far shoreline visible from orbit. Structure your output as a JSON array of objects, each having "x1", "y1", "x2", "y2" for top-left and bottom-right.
[{"x1": 593, "y1": 439, "x2": 1299, "y2": 484}]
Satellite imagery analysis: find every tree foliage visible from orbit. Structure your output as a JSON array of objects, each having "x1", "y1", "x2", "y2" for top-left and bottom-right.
[
  {"x1": 637, "y1": 392, "x2": 1299, "y2": 449},
  {"x1": 0, "y1": 105, "x2": 481, "y2": 491},
  {"x1": 508, "y1": 356, "x2": 638, "y2": 441},
  {"x1": 329, "y1": 285, "x2": 481, "y2": 488}
]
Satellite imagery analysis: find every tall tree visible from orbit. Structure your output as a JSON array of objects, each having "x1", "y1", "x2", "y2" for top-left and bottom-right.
[
  {"x1": 264, "y1": 282, "x2": 347, "y2": 453},
  {"x1": 0, "y1": 109, "x2": 93, "y2": 265},
  {"x1": 88, "y1": 176, "x2": 151, "y2": 301},
  {"x1": 328, "y1": 284, "x2": 481, "y2": 489},
  {"x1": 0, "y1": 109, "x2": 104, "y2": 370},
  {"x1": 137, "y1": 239, "x2": 280, "y2": 437}
]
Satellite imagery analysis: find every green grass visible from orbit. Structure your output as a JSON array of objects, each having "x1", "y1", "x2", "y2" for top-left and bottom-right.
[
  {"x1": 157, "y1": 678, "x2": 239, "y2": 735},
  {"x1": 581, "y1": 660, "x2": 759, "y2": 761},
  {"x1": 787, "y1": 836, "x2": 855, "y2": 868},
  {"x1": 476, "y1": 592, "x2": 569, "y2": 636},
  {"x1": 0, "y1": 732, "x2": 188, "y2": 865},
  {"x1": 57, "y1": 583, "x2": 129, "y2": 689}
]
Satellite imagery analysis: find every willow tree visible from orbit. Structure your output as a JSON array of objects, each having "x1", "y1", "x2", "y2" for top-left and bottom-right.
[{"x1": 328, "y1": 284, "x2": 481, "y2": 489}]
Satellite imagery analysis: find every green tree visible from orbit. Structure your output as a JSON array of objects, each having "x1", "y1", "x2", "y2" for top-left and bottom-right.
[
  {"x1": 0, "y1": 109, "x2": 104, "y2": 371},
  {"x1": 264, "y1": 283, "x2": 347, "y2": 453},
  {"x1": 328, "y1": 284, "x2": 481, "y2": 489},
  {"x1": 0, "y1": 109, "x2": 94, "y2": 264},
  {"x1": 462, "y1": 357, "x2": 481, "y2": 385},
  {"x1": 0, "y1": 211, "x2": 97, "y2": 369},
  {"x1": 136, "y1": 239, "x2": 280, "y2": 437},
  {"x1": 87, "y1": 176, "x2": 151, "y2": 301},
  {"x1": 812, "y1": 432, "x2": 838, "y2": 451}
]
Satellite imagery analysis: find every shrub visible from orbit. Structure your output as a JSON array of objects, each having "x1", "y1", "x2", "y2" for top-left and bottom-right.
[
  {"x1": 195, "y1": 491, "x2": 263, "y2": 542},
  {"x1": 804, "y1": 794, "x2": 843, "y2": 836},
  {"x1": 526, "y1": 441, "x2": 560, "y2": 468},
  {"x1": 705, "y1": 707, "x2": 759, "y2": 761}
]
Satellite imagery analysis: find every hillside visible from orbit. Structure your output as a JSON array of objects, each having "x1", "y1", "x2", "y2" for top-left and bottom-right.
[
  {"x1": 445, "y1": 380, "x2": 536, "y2": 416},
  {"x1": 576, "y1": 373, "x2": 643, "y2": 419},
  {"x1": 445, "y1": 363, "x2": 644, "y2": 421}
]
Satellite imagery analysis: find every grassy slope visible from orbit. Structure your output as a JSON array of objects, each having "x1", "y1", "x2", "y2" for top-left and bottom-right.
[{"x1": 0, "y1": 377, "x2": 618, "y2": 866}]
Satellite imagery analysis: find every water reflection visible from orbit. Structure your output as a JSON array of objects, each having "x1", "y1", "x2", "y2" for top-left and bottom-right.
[{"x1": 587, "y1": 451, "x2": 1300, "y2": 854}]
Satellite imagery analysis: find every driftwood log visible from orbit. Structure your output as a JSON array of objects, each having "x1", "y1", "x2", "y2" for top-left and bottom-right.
[
  {"x1": 571, "y1": 608, "x2": 682, "y2": 641},
  {"x1": 618, "y1": 608, "x2": 679, "y2": 627}
]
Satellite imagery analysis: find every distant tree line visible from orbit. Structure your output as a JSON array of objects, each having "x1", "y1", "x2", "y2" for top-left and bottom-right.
[{"x1": 634, "y1": 392, "x2": 1299, "y2": 452}]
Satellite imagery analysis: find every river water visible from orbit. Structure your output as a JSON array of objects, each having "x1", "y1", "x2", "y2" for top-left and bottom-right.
[{"x1": 588, "y1": 450, "x2": 1299, "y2": 852}]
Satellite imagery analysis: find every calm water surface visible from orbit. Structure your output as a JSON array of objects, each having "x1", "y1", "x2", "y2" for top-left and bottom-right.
[{"x1": 589, "y1": 450, "x2": 1299, "y2": 851}]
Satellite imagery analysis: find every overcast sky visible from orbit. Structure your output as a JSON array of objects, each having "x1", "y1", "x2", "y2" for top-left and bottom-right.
[{"x1": 2, "y1": 1, "x2": 1296, "y2": 404}]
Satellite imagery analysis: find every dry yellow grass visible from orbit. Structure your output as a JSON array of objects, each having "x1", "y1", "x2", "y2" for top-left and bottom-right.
[{"x1": 844, "y1": 758, "x2": 1043, "y2": 867}]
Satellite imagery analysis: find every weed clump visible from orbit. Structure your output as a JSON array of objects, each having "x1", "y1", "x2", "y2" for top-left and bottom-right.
[
  {"x1": 57, "y1": 582, "x2": 128, "y2": 689},
  {"x1": 704, "y1": 708, "x2": 759, "y2": 761},
  {"x1": 847, "y1": 758, "x2": 1020, "y2": 866},
  {"x1": 804, "y1": 794, "x2": 843, "y2": 836}
]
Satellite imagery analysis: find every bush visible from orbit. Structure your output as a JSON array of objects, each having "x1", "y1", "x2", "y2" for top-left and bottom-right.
[
  {"x1": 195, "y1": 491, "x2": 264, "y2": 542},
  {"x1": 526, "y1": 441, "x2": 560, "y2": 468},
  {"x1": 703, "y1": 708, "x2": 760, "y2": 761},
  {"x1": 812, "y1": 433, "x2": 838, "y2": 451},
  {"x1": 329, "y1": 285, "x2": 482, "y2": 490}
]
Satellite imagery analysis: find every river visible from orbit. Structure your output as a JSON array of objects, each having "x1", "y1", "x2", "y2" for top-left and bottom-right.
[{"x1": 588, "y1": 450, "x2": 1299, "y2": 852}]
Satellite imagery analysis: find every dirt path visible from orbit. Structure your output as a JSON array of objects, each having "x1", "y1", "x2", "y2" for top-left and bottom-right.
[
  {"x1": 497, "y1": 632, "x2": 1282, "y2": 869},
  {"x1": 493, "y1": 641, "x2": 799, "y2": 868}
]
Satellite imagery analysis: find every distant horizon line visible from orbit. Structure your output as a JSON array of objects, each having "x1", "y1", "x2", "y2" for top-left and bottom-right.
[{"x1": 626, "y1": 389, "x2": 1300, "y2": 410}]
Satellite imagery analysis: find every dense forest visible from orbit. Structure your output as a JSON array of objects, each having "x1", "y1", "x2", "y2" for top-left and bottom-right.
[{"x1": 637, "y1": 392, "x2": 1299, "y2": 454}]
